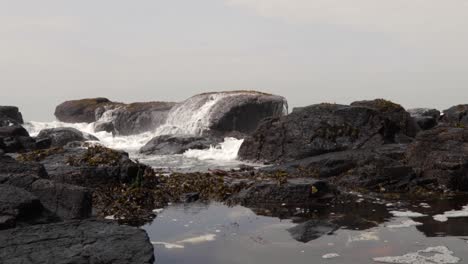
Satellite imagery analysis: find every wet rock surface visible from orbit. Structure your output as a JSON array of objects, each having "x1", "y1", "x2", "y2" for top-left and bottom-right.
[
  {"x1": 36, "y1": 127, "x2": 98, "y2": 147},
  {"x1": 140, "y1": 135, "x2": 221, "y2": 155},
  {"x1": 0, "y1": 106, "x2": 23, "y2": 126},
  {"x1": 239, "y1": 100, "x2": 417, "y2": 163},
  {"x1": 441, "y1": 104, "x2": 468, "y2": 126},
  {"x1": 0, "y1": 220, "x2": 155, "y2": 264}
]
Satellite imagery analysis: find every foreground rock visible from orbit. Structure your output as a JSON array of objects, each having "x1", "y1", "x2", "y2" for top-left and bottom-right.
[
  {"x1": 0, "y1": 220, "x2": 155, "y2": 264},
  {"x1": 406, "y1": 126, "x2": 468, "y2": 191},
  {"x1": 0, "y1": 125, "x2": 37, "y2": 153},
  {"x1": 0, "y1": 155, "x2": 92, "y2": 220},
  {"x1": 27, "y1": 145, "x2": 150, "y2": 188},
  {"x1": 139, "y1": 135, "x2": 221, "y2": 155},
  {"x1": 36, "y1": 127, "x2": 98, "y2": 147},
  {"x1": 408, "y1": 108, "x2": 441, "y2": 130},
  {"x1": 239, "y1": 100, "x2": 418, "y2": 163},
  {"x1": 0, "y1": 184, "x2": 44, "y2": 230},
  {"x1": 55, "y1": 97, "x2": 176, "y2": 135}
]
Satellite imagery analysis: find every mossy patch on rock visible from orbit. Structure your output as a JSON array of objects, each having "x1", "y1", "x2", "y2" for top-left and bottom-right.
[
  {"x1": 66, "y1": 145, "x2": 124, "y2": 166},
  {"x1": 17, "y1": 147, "x2": 65, "y2": 162}
]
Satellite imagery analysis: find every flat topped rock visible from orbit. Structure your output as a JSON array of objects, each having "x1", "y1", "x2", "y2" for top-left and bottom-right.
[
  {"x1": 0, "y1": 220, "x2": 155, "y2": 264},
  {"x1": 37, "y1": 127, "x2": 98, "y2": 147}
]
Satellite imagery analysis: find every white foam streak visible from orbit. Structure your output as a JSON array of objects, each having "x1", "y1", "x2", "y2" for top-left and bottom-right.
[{"x1": 183, "y1": 138, "x2": 244, "y2": 161}]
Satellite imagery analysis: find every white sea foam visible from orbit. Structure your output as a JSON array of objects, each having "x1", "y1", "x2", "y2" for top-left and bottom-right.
[
  {"x1": 373, "y1": 246, "x2": 460, "y2": 263},
  {"x1": 390, "y1": 211, "x2": 426, "y2": 218},
  {"x1": 387, "y1": 219, "x2": 423, "y2": 229},
  {"x1": 433, "y1": 205, "x2": 468, "y2": 222},
  {"x1": 322, "y1": 253, "x2": 340, "y2": 259},
  {"x1": 183, "y1": 138, "x2": 244, "y2": 161},
  {"x1": 151, "y1": 234, "x2": 217, "y2": 250}
]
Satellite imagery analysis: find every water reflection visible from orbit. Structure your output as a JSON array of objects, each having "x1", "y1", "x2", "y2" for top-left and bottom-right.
[{"x1": 144, "y1": 196, "x2": 468, "y2": 264}]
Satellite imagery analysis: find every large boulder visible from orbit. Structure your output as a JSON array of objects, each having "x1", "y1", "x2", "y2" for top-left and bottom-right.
[
  {"x1": 36, "y1": 127, "x2": 98, "y2": 147},
  {"x1": 239, "y1": 100, "x2": 416, "y2": 163},
  {"x1": 406, "y1": 126, "x2": 468, "y2": 191},
  {"x1": 54, "y1": 97, "x2": 113, "y2": 123},
  {"x1": 156, "y1": 91, "x2": 287, "y2": 136},
  {"x1": 0, "y1": 106, "x2": 23, "y2": 126},
  {"x1": 139, "y1": 135, "x2": 220, "y2": 155},
  {"x1": 55, "y1": 98, "x2": 176, "y2": 135},
  {"x1": 441, "y1": 104, "x2": 468, "y2": 126},
  {"x1": 408, "y1": 108, "x2": 441, "y2": 130},
  {"x1": 263, "y1": 144, "x2": 418, "y2": 193},
  {"x1": 95, "y1": 101, "x2": 176, "y2": 136},
  {"x1": 0, "y1": 220, "x2": 155, "y2": 264}
]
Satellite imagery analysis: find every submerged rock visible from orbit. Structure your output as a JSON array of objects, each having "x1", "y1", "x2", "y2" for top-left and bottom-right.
[
  {"x1": 0, "y1": 220, "x2": 155, "y2": 264},
  {"x1": 36, "y1": 127, "x2": 98, "y2": 147},
  {"x1": 239, "y1": 100, "x2": 417, "y2": 163},
  {"x1": 288, "y1": 219, "x2": 339, "y2": 243},
  {"x1": 139, "y1": 135, "x2": 221, "y2": 155},
  {"x1": 228, "y1": 178, "x2": 337, "y2": 207},
  {"x1": 408, "y1": 108, "x2": 441, "y2": 130}
]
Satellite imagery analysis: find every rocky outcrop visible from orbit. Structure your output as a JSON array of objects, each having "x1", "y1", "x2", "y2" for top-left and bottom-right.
[
  {"x1": 157, "y1": 91, "x2": 287, "y2": 137},
  {"x1": 0, "y1": 106, "x2": 23, "y2": 126},
  {"x1": 139, "y1": 135, "x2": 220, "y2": 155},
  {"x1": 408, "y1": 108, "x2": 441, "y2": 130},
  {"x1": 0, "y1": 220, "x2": 155, "y2": 264},
  {"x1": 406, "y1": 126, "x2": 468, "y2": 191},
  {"x1": 263, "y1": 144, "x2": 418, "y2": 192},
  {"x1": 55, "y1": 98, "x2": 176, "y2": 135},
  {"x1": 441, "y1": 104, "x2": 468, "y2": 126},
  {"x1": 0, "y1": 155, "x2": 92, "y2": 220},
  {"x1": 37, "y1": 145, "x2": 149, "y2": 188},
  {"x1": 0, "y1": 125, "x2": 38, "y2": 153},
  {"x1": 239, "y1": 100, "x2": 417, "y2": 163},
  {"x1": 36, "y1": 127, "x2": 98, "y2": 147}
]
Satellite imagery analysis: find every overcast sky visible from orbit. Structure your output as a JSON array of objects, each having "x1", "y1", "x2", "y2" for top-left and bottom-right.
[{"x1": 1, "y1": 0, "x2": 468, "y2": 121}]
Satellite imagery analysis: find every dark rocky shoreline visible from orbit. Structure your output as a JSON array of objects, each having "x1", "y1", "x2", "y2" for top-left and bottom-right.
[{"x1": 1, "y1": 91, "x2": 468, "y2": 263}]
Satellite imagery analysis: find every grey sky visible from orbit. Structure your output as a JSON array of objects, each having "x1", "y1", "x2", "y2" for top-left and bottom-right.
[{"x1": 1, "y1": 0, "x2": 468, "y2": 121}]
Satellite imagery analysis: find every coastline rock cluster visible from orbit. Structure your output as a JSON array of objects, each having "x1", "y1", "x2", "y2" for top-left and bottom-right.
[{"x1": 2, "y1": 91, "x2": 468, "y2": 263}]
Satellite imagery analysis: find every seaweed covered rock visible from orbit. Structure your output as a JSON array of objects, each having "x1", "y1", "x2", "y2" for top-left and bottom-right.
[
  {"x1": 406, "y1": 126, "x2": 468, "y2": 191},
  {"x1": 139, "y1": 135, "x2": 220, "y2": 155},
  {"x1": 239, "y1": 101, "x2": 416, "y2": 163},
  {"x1": 0, "y1": 106, "x2": 23, "y2": 126},
  {"x1": 0, "y1": 220, "x2": 155, "y2": 264},
  {"x1": 408, "y1": 108, "x2": 441, "y2": 130},
  {"x1": 441, "y1": 104, "x2": 468, "y2": 126},
  {"x1": 36, "y1": 127, "x2": 98, "y2": 147},
  {"x1": 36, "y1": 145, "x2": 149, "y2": 188}
]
